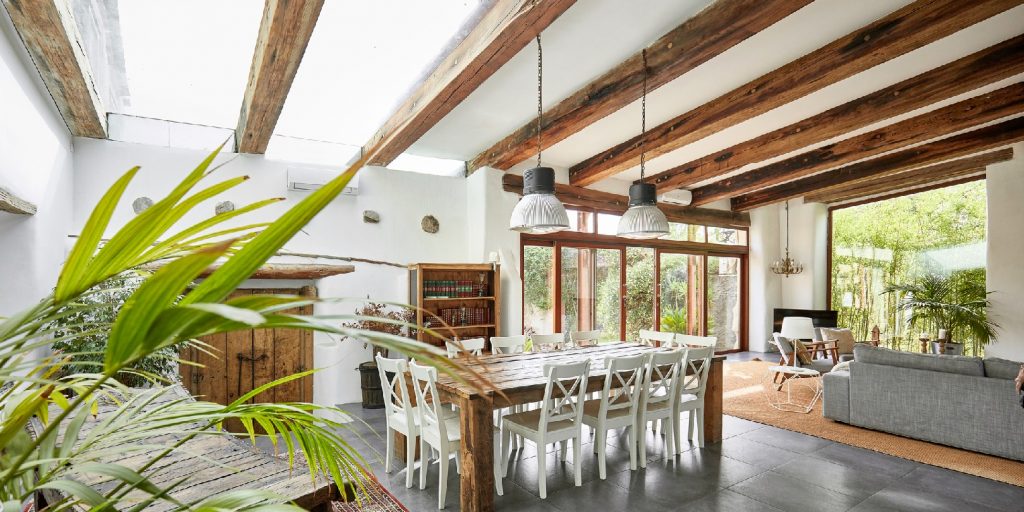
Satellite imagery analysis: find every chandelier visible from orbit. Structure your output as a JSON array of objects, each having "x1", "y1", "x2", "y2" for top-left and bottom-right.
[{"x1": 771, "y1": 200, "x2": 803, "y2": 277}]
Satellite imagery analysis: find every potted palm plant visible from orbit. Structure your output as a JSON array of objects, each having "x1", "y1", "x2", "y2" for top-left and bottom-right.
[{"x1": 884, "y1": 272, "x2": 997, "y2": 356}]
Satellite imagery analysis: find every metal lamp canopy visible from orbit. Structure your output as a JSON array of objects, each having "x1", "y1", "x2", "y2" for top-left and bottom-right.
[{"x1": 509, "y1": 34, "x2": 569, "y2": 234}]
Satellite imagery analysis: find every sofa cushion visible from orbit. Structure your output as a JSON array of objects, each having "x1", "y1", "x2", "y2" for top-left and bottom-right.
[
  {"x1": 984, "y1": 357, "x2": 1024, "y2": 380},
  {"x1": 820, "y1": 328, "x2": 856, "y2": 355},
  {"x1": 853, "y1": 345, "x2": 984, "y2": 377}
]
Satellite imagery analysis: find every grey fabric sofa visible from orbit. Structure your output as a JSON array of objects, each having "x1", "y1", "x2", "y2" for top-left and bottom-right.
[{"x1": 823, "y1": 345, "x2": 1024, "y2": 461}]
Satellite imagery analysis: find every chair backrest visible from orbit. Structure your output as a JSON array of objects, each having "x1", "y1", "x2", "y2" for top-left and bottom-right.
[
  {"x1": 639, "y1": 329, "x2": 675, "y2": 347},
  {"x1": 376, "y1": 355, "x2": 415, "y2": 428},
  {"x1": 489, "y1": 335, "x2": 527, "y2": 354},
  {"x1": 538, "y1": 360, "x2": 590, "y2": 428},
  {"x1": 772, "y1": 333, "x2": 799, "y2": 367},
  {"x1": 569, "y1": 330, "x2": 602, "y2": 347},
  {"x1": 446, "y1": 337, "x2": 486, "y2": 358},
  {"x1": 673, "y1": 333, "x2": 717, "y2": 349},
  {"x1": 531, "y1": 333, "x2": 565, "y2": 351},
  {"x1": 597, "y1": 354, "x2": 645, "y2": 418},
  {"x1": 408, "y1": 362, "x2": 449, "y2": 443},
  {"x1": 679, "y1": 346, "x2": 714, "y2": 398},
  {"x1": 640, "y1": 349, "x2": 685, "y2": 410}
]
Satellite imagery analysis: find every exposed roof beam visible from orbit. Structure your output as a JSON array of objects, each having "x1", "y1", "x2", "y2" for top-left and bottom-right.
[
  {"x1": 828, "y1": 174, "x2": 988, "y2": 208},
  {"x1": 469, "y1": 0, "x2": 810, "y2": 172},
  {"x1": 568, "y1": 0, "x2": 1022, "y2": 186},
  {"x1": 362, "y1": 0, "x2": 577, "y2": 166},
  {"x1": 805, "y1": 148, "x2": 1012, "y2": 203},
  {"x1": 235, "y1": 0, "x2": 324, "y2": 154},
  {"x1": 730, "y1": 117, "x2": 1024, "y2": 211},
  {"x1": 646, "y1": 34, "x2": 1024, "y2": 192},
  {"x1": 502, "y1": 174, "x2": 749, "y2": 229},
  {"x1": 2, "y1": 0, "x2": 105, "y2": 137},
  {"x1": 0, "y1": 185, "x2": 36, "y2": 215},
  {"x1": 689, "y1": 82, "x2": 1024, "y2": 205}
]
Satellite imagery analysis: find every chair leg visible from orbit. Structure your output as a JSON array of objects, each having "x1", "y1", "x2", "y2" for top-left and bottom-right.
[
  {"x1": 665, "y1": 415, "x2": 676, "y2": 458},
  {"x1": 559, "y1": 440, "x2": 568, "y2": 461},
  {"x1": 673, "y1": 408, "x2": 682, "y2": 455},
  {"x1": 454, "y1": 446, "x2": 461, "y2": 475},
  {"x1": 494, "y1": 432, "x2": 504, "y2": 496},
  {"x1": 627, "y1": 425, "x2": 637, "y2": 471},
  {"x1": 419, "y1": 437, "x2": 428, "y2": 490},
  {"x1": 688, "y1": 411, "x2": 695, "y2": 443},
  {"x1": 595, "y1": 427, "x2": 607, "y2": 479},
  {"x1": 502, "y1": 426, "x2": 512, "y2": 477},
  {"x1": 406, "y1": 434, "x2": 416, "y2": 488},
  {"x1": 637, "y1": 416, "x2": 648, "y2": 469},
  {"x1": 697, "y1": 408, "x2": 705, "y2": 448},
  {"x1": 537, "y1": 448, "x2": 547, "y2": 499},
  {"x1": 438, "y1": 449, "x2": 449, "y2": 510},
  {"x1": 385, "y1": 429, "x2": 393, "y2": 473},
  {"x1": 573, "y1": 436, "x2": 582, "y2": 487}
]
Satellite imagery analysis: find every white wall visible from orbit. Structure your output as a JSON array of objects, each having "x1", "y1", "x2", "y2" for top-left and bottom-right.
[
  {"x1": 71, "y1": 138, "x2": 477, "y2": 406},
  {"x1": 0, "y1": 8, "x2": 74, "y2": 318},
  {"x1": 747, "y1": 204, "x2": 782, "y2": 352},
  {"x1": 779, "y1": 198, "x2": 829, "y2": 310},
  {"x1": 985, "y1": 143, "x2": 1024, "y2": 362}
]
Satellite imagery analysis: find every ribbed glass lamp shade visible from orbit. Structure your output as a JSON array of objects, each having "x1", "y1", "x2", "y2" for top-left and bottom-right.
[
  {"x1": 509, "y1": 166, "x2": 570, "y2": 234},
  {"x1": 617, "y1": 183, "x2": 669, "y2": 239}
]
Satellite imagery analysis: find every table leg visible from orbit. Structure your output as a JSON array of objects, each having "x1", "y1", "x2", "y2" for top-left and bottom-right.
[
  {"x1": 703, "y1": 357, "x2": 723, "y2": 444},
  {"x1": 459, "y1": 395, "x2": 494, "y2": 512}
]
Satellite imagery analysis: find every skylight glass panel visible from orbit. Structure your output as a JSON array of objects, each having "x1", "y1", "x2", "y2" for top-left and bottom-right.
[
  {"x1": 114, "y1": 1, "x2": 264, "y2": 128},
  {"x1": 274, "y1": 0, "x2": 481, "y2": 145}
]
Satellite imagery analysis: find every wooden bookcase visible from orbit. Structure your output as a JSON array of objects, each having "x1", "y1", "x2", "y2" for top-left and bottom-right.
[{"x1": 408, "y1": 263, "x2": 500, "y2": 349}]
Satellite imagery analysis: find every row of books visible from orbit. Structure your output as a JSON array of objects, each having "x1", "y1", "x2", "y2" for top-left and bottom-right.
[
  {"x1": 437, "y1": 307, "x2": 491, "y2": 327},
  {"x1": 423, "y1": 280, "x2": 488, "y2": 298}
]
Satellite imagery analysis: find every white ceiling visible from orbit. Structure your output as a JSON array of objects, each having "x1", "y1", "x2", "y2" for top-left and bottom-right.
[{"x1": 409, "y1": 0, "x2": 1024, "y2": 191}]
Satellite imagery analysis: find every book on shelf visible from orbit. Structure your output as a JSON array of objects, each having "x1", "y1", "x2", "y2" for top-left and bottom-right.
[{"x1": 423, "y1": 279, "x2": 488, "y2": 298}]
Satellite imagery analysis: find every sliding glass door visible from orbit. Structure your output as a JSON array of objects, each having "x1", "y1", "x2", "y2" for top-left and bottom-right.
[
  {"x1": 561, "y1": 246, "x2": 623, "y2": 342},
  {"x1": 708, "y1": 255, "x2": 743, "y2": 351},
  {"x1": 657, "y1": 252, "x2": 703, "y2": 336}
]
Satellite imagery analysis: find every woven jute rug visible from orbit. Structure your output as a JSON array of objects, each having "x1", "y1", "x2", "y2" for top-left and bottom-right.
[{"x1": 722, "y1": 360, "x2": 1024, "y2": 487}]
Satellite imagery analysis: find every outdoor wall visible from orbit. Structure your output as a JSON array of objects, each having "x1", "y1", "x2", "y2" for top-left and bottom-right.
[
  {"x1": 0, "y1": 9, "x2": 74, "y2": 318},
  {"x1": 985, "y1": 143, "x2": 1024, "y2": 362},
  {"x1": 71, "y1": 138, "x2": 475, "y2": 406}
]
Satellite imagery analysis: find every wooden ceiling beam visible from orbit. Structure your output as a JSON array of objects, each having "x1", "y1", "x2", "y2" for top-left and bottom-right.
[
  {"x1": 2, "y1": 0, "x2": 105, "y2": 137},
  {"x1": 469, "y1": 0, "x2": 810, "y2": 172},
  {"x1": 816, "y1": 168, "x2": 986, "y2": 205},
  {"x1": 730, "y1": 117, "x2": 1024, "y2": 211},
  {"x1": 0, "y1": 186, "x2": 37, "y2": 215},
  {"x1": 362, "y1": 0, "x2": 576, "y2": 166},
  {"x1": 502, "y1": 174, "x2": 749, "y2": 229},
  {"x1": 568, "y1": 0, "x2": 1023, "y2": 187},
  {"x1": 804, "y1": 149, "x2": 1012, "y2": 203},
  {"x1": 689, "y1": 82, "x2": 1024, "y2": 205},
  {"x1": 828, "y1": 174, "x2": 988, "y2": 209},
  {"x1": 646, "y1": 34, "x2": 1024, "y2": 192},
  {"x1": 235, "y1": 0, "x2": 324, "y2": 154}
]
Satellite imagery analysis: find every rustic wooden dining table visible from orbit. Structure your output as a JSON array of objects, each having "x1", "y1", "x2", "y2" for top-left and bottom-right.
[{"x1": 424, "y1": 342, "x2": 726, "y2": 512}]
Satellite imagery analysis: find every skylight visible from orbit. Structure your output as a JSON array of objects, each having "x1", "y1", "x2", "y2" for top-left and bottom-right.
[
  {"x1": 272, "y1": 0, "x2": 481, "y2": 145},
  {"x1": 114, "y1": 1, "x2": 264, "y2": 128}
]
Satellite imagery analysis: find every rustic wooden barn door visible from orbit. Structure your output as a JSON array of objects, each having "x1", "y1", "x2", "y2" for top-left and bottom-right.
[{"x1": 180, "y1": 287, "x2": 315, "y2": 422}]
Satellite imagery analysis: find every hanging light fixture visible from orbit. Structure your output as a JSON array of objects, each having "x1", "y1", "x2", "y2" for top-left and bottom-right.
[
  {"x1": 509, "y1": 34, "x2": 569, "y2": 234},
  {"x1": 617, "y1": 49, "x2": 669, "y2": 239},
  {"x1": 771, "y1": 200, "x2": 804, "y2": 277}
]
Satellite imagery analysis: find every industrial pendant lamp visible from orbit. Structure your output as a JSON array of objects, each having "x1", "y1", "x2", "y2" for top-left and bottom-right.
[
  {"x1": 509, "y1": 34, "x2": 569, "y2": 234},
  {"x1": 617, "y1": 49, "x2": 669, "y2": 239},
  {"x1": 771, "y1": 200, "x2": 804, "y2": 277}
]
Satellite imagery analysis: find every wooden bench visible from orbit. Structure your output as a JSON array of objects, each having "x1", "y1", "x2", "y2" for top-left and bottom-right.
[{"x1": 29, "y1": 385, "x2": 339, "y2": 511}]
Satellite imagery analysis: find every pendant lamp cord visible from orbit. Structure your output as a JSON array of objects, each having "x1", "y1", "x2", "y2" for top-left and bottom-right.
[
  {"x1": 784, "y1": 200, "x2": 790, "y2": 255},
  {"x1": 640, "y1": 48, "x2": 648, "y2": 183},
  {"x1": 536, "y1": 34, "x2": 543, "y2": 168}
]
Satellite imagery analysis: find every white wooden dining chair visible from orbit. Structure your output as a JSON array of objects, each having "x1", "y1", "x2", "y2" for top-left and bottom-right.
[
  {"x1": 530, "y1": 333, "x2": 565, "y2": 352},
  {"x1": 445, "y1": 337, "x2": 486, "y2": 358},
  {"x1": 489, "y1": 335, "x2": 527, "y2": 354},
  {"x1": 569, "y1": 330, "x2": 602, "y2": 347},
  {"x1": 501, "y1": 360, "x2": 590, "y2": 499},
  {"x1": 409, "y1": 362, "x2": 502, "y2": 509},
  {"x1": 674, "y1": 346, "x2": 714, "y2": 450},
  {"x1": 636, "y1": 349, "x2": 685, "y2": 466},
  {"x1": 581, "y1": 353, "x2": 645, "y2": 479},
  {"x1": 376, "y1": 355, "x2": 419, "y2": 488},
  {"x1": 638, "y1": 329, "x2": 675, "y2": 347},
  {"x1": 671, "y1": 333, "x2": 717, "y2": 349}
]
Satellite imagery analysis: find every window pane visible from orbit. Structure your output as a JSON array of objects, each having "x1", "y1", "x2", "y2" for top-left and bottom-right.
[
  {"x1": 597, "y1": 213, "x2": 620, "y2": 235},
  {"x1": 565, "y1": 209, "x2": 594, "y2": 233},
  {"x1": 561, "y1": 247, "x2": 579, "y2": 332},
  {"x1": 523, "y1": 245, "x2": 554, "y2": 335},
  {"x1": 708, "y1": 227, "x2": 746, "y2": 245},
  {"x1": 665, "y1": 223, "x2": 706, "y2": 242},
  {"x1": 708, "y1": 256, "x2": 742, "y2": 351},
  {"x1": 625, "y1": 247, "x2": 656, "y2": 342},
  {"x1": 659, "y1": 252, "x2": 704, "y2": 336},
  {"x1": 592, "y1": 249, "x2": 622, "y2": 342}
]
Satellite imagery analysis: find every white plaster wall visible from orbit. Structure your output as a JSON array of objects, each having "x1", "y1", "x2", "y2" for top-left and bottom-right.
[
  {"x1": 466, "y1": 167, "x2": 523, "y2": 335},
  {"x1": 747, "y1": 204, "x2": 782, "y2": 352},
  {"x1": 779, "y1": 198, "x2": 829, "y2": 310},
  {"x1": 71, "y1": 138, "x2": 474, "y2": 406},
  {"x1": 985, "y1": 143, "x2": 1024, "y2": 362},
  {"x1": 0, "y1": 9, "x2": 74, "y2": 317}
]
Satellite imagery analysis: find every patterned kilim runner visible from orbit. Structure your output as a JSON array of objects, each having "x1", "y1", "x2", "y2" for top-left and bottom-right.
[{"x1": 332, "y1": 472, "x2": 409, "y2": 512}]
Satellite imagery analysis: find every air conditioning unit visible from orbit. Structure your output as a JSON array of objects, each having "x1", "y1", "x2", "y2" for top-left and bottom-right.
[
  {"x1": 287, "y1": 167, "x2": 358, "y2": 195},
  {"x1": 658, "y1": 188, "x2": 692, "y2": 206}
]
